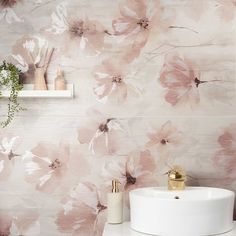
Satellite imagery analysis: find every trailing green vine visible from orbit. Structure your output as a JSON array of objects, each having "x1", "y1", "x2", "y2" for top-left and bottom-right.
[{"x1": 0, "y1": 61, "x2": 24, "y2": 127}]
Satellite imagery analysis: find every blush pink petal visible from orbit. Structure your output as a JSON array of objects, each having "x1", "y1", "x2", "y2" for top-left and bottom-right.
[
  {"x1": 119, "y1": 0, "x2": 147, "y2": 19},
  {"x1": 24, "y1": 142, "x2": 70, "y2": 193},
  {"x1": 78, "y1": 110, "x2": 126, "y2": 155},
  {"x1": 218, "y1": 132, "x2": 234, "y2": 149},
  {"x1": 56, "y1": 204, "x2": 96, "y2": 236},
  {"x1": 213, "y1": 123, "x2": 236, "y2": 177},
  {"x1": 112, "y1": 0, "x2": 161, "y2": 62},
  {"x1": 0, "y1": 213, "x2": 12, "y2": 235},
  {"x1": 0, "y1": 0, "x2": 21, "y2": 8},
  {"x1": 218, "y1": 124, "x2": 236, "y2": 149},
  {"x1": 138, "y1": 150, "x2": 156, "y2": 173},
  {"x1": 47, "y1": 5, "x2": 106, "y2": 56},
  {"x1": 56, "y1": 182, "x2": 106, "y2": 236},
  {"x1": 12, "y1": 211, "x2": 39, "y2": 235},
  {"x1": 91, "y1": 129, "x2": 121, "y2": 155},
  {"x1": 78, "y1": 122, "x2": 100, "y2": 144},
  {"x1": 214, "y1": 149, "x2": 236, "y2": 175},
  {"x1": 216, "y1": 0, "x2": 236, "y2": 22},
  {"x1": 146, "y1": 121, "x2": 183, "y2": 149},
  {"x1": 93, "y1": 57, "x2": 138, "y2": 102},
  {"x1": 159, "y1": 54, "x2": 200, "y2": 106},
  {"x1": 102, "y1": 151, "x2": 157, "y2": 195}
]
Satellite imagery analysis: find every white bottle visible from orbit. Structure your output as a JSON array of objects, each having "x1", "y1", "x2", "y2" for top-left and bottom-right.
[{"x1": 107, "y1": 179, "x2": 123, "y2": 224}]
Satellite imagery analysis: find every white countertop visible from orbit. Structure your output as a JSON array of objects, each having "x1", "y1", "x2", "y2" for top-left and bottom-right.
[{"x1": 103, "y1": 222, "x2": 236, "y2": 236}]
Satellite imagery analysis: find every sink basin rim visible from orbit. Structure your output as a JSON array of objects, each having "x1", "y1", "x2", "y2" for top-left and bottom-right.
[{"x1": 130, "y1": 186, "x2": 235, "y2": 202}]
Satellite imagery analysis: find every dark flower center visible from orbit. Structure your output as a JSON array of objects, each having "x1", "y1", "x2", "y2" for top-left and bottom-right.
[
  {"x1": 160, "y1": 139, "x2": 168, "y2": 145},
  {"x1": 49, "y1": 158, "x2": 62, "y2": 169},
  {"x1": 8, "y1": 150, "x2": 17, "y2": 160},
  {"x1": 194, "y1": 77, "x2": 200, "y2": 87},
  {"x1": 99, "y1": 123, "x2": 109, "y2": 132},
  {"x1": 97, "y1": 202, "x2": 107, "y2": 213},
  {"x1": 69, "y1": 20, "x2": 85, "y2": 37},
  {"x1": 112, "y1": 75, "x2": 122, "y2": 84},
  {"x1": 126, "y1": 172, "x2": 136, "y2": 185},
  {"x1": 98, "y1": 118, "x2": 112, "y2": 133},
  {"x1": 194, "y1": 77, "x2": 205, "y2": 88},
  {"x1": 137, "y1": 17, "x2": 149, "y2": 29},
  {"x1": 0, "y1": 0, "x2": 18, "y2": 8}
]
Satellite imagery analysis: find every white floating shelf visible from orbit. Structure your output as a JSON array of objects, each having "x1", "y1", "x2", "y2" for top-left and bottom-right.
[{"x1": 1, "y1": 84, "x2": 74, "y2": 98}]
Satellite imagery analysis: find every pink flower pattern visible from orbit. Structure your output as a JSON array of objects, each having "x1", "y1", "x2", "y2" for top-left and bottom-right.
[
  {"x1": 112, "y1": 0, "x2": 162, "y2": 62},
  {"x1": 46, "y1": 2, "x2": 107, "y2": 56},
  {"x1": 102, "y1": 150, "x2": 157, "y2": 204},
  {"x1": 0, "y1": 0, "x2": 23, "y2": 23},
  {"x1": 78, "y1": 110, "x2": 127, "y2": 155},
  {"x1": 215, "y1": 0, "x2": 236, "y2": 22},
  {"x1": 159, "y1": 54, "x2": 222, "y2": 106},
  {"x1": 93, "y1": 57, "x2": 141, "y2": 103},
  {"x1": 0, "y1": 210, "x2": 39, "y2": 236},
  {"x1": 213, "y1": 123, "x2": 236, "y2": 177},
  {"x1": 24, "y1": 142, "x2": 70, "y2": 193},
  {"x1": 56, "y1": 182, "x2": 107, "y2": 236},
  {"x1": 146, "y1": 121, "x2": 183, "y2": 152},
  {"x1": 159, "y1": 54, "x2": 201, "y2": 106}
]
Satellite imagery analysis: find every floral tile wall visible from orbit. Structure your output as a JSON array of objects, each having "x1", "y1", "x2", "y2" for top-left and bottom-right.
[{"x1": 0, "y1": 0, "x2": 235, "y2": 235}]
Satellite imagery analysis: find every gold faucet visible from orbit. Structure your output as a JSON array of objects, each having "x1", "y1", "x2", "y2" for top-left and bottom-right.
[{"x1": 167, "y1": 165, "x2": 186, "y2": 190}]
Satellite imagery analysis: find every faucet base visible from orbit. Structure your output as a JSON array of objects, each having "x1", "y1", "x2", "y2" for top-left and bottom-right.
[{"x1": 168, "y1": 179, "x2": 185, "y2": 190}]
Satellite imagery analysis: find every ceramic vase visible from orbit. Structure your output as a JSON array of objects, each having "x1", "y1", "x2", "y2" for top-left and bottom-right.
[{"x1": 34, "y1": 67, "x2": 47, "y2": 90}]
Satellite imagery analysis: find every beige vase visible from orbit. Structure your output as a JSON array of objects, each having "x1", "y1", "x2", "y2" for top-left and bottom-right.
[{"x1": 34, "y1": 67, "x2": 48, "y2": 90}]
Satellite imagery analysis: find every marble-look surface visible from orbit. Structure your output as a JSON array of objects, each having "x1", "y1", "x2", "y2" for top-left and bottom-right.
[{"x1": 103, "y1": 222, "x2": 236, "y2": 236}]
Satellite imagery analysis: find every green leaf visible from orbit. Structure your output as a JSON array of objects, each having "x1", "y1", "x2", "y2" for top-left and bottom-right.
[{"x1": 0, "y1": 61, "x2": 25, "y2": 127}]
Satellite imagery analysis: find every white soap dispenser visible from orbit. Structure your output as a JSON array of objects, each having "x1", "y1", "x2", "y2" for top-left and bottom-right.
[{"x1": 107, "y1": 179, "x2": 123, "y2": 224}]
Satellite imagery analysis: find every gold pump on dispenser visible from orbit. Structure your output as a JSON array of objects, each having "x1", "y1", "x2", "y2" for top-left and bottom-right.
[
  {"x1": 111, "y1": 179, "x2": 120, "y2": 193},
  {"x1": 167, "y1": 165, "x2": 186, "y2": 190}
]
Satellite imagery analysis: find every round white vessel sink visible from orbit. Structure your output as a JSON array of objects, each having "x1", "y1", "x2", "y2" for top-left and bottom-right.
[{"x1": 130, "y1": 187, "x2": 235, "y2": 236}]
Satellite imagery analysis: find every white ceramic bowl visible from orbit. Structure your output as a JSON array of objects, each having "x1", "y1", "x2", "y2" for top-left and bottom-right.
[{"x1": 130, "y1": 187, "x2": 235, "y2": 236}]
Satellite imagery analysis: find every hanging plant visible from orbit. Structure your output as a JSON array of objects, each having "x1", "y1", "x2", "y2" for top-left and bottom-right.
[{"x1": 0, "y1": 61, "x2": 24, "y2": 127}]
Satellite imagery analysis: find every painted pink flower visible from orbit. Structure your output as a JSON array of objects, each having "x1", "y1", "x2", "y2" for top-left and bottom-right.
[
  {"x1": 159, "y1": 54, "x2": 224, "y2": 106},
  {"x1": 183, "y1": 0, "x2": 208, "y2": 21},
  {"x1": 0, "y1": 210, "x2": 40, "y2": 236},
  {"x1": 112, "y1": 0, "x2": 161, "y2": 61},
  {"x1": 0, "y1": 0, "x2": 20, "y2": 7},
  {"x1": 24, "y1": 142, "x2": 70, "y2": 193},
  {"x1": 0, "y1": 136, "x2": 19, "y2": 181},
  {"x1": 0, "y1": 195, "x2": 40, "y2": 236},
  {"x1": 215, "y1": 0, "x2": 236, "y2": 22},
  {"x1": 56, "y1": 182, "x2": 107, "y2": 236},
  {"x1": 10, "y1": 211, "x2": 40, "y2": 236},
  {"x1": 102, "y1": 150, "x2": 157, "y2": 204},
  {"x1": 159, "y1": 54, "x2": 200, "y2": 106},
  {"x1": 0, "y1": 0, "x2": 23, "y2": 23},
  {"x1": 78, "y1": 110, "x2": 127, "y2": 155},
  {"x1": 0, "y1": 213, "x2": 12, "y2": 236},
  {"x1": 213, "y1": 123, "x2": 236, "y2": 176},
  {"x1": 93, "y1": 57, "x2": 141, "y2": 103},
  {"x1": 146, "y1": 121, "x2": 183, "y2": 152},
  {"x1": 46, "y1": 2, "x2": 107, "y2": 56}
]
